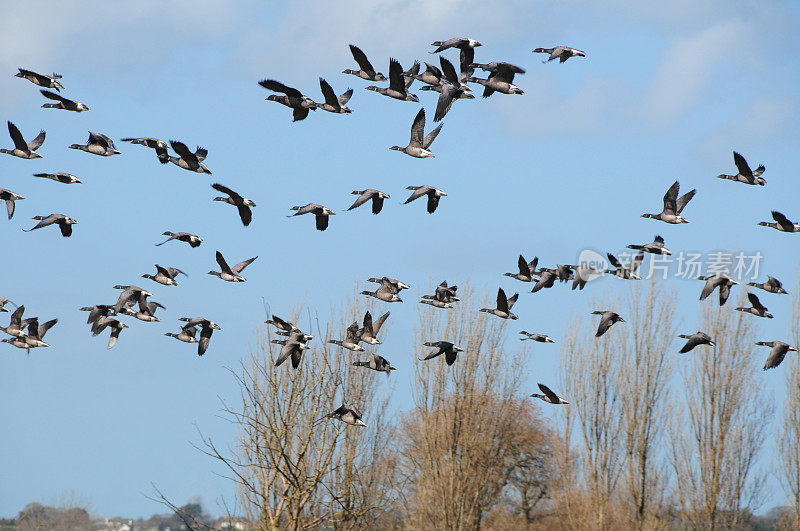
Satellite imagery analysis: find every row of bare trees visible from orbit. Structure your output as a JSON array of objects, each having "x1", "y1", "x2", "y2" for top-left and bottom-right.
[{"x1": 182, "y1": 279, "x2": 800, "y2": 530}]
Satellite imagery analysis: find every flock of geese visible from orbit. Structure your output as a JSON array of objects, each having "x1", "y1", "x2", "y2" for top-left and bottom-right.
[{"x1": 1, "y1": 37, "x2": 795, "y2": 424}]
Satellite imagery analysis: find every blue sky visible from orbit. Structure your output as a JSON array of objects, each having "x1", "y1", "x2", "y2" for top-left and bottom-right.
[{"x1": 1, "y1": 0, "x2": 799, "y2": 519}]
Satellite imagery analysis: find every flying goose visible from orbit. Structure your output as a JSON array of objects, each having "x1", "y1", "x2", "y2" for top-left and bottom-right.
[
  {"x1": 531, "y1": 270, "x2": 558, "y2": 293},
  {"x1": 678, "y1": 331, "x2": 714, "y2": 353},
  {"x1": 2, "y1": 121, "x2": 45, "y2": 159},
  {"x1": 717, "y1": 151, "x2": 765, "y2": 185},
  {"x1": 641, "y1": 181, "x2": 696, "y2": 224},
  {"x1": 208, "y1": 251, "x2": 257, "y2": 282},
  {"x1": 212, "y1": 183, "x2": 255, "y2": 226},
  {"x1": 412, "y1": 62, "x2": 445, "y2": 85},
  {"x1": 15, "y1": 68, "x2": 63, "y2": 90},
  {"x1": 167, "y1": 141, "x2": 210, "y2": 174},
  {"x1": 0, "y1": 188, "x2": 24, "y2": 219},
  {"x1": 429, "y1": 56, "x2": 469, "y2": 122},
  {"x1": 265, "y1": 315, "x2": 313, "y2": 341},
  {"x1": 343, "y1": 45, "x2": 386, "y2": 81},
  {"x1": 480, "y1": 288, "x2": 519, "y2": 319},
  {"x1": 404, "y1": 185, "x2": 446, "y2": 213},
  {"x1": 259, "y1": 79, "x2": 317, "y2": 121},
  {"x1": 420, "y1": 341, "x2": 463, "y2": 365},
  {"x1": 142, "y1": 264, "x2": 187, "y2": 286},
  {"x1": 68, "y1": 132, "x2": 120, "y2": 156},
  {"x1": 79, "y1": 305, "x2": 116, "y2": 326},
  {"x1": 505, "y1": 254, "x2": 539, "y2": 282},
  {"x1": 353, "y1": 353, "x2": 397, "y2": 373},
  {"x1": 272, "y1": 338, "x2": 311, "y2": 368},
  {"x1": 420, "y1": 280, "x2": 458, "y2": 302},
  {"x1": 288, "y1": 203, "x2": 335, "y2": 231},
  {"x1": 758, "y1": 211, "x2": 800, "y2": 232},
  {"x1": 120, "y1": 300, "x2": 165, "y2": 322},
  {"x1": 367, "y1": 276, "x2": 410, "y2": 295},
  {"x1": 178, "y1": 317, "x2": 221, "y2": 356},
  {"x1": 362, "y1": 284, "x2": 402, "y2": 302},
  {"x1": 572, "y1": 264, "x2": 603, "y2": 290},
  {"x1": 329, "y1": 322, "x2": 365, "y2": 352},
  {"x1": 747, "y1": 276, "x2": 788, "y2": 294},
  {"x1": 627, "y1": 235, "x2": 671, "y2": 255},
  {"x1": 697, "y1": 274, "x2": 738, "y2": 306},
  {"x1": 2, "y1": 305, "x2": 35, "y2": 338},
  {"x1": 317, "y1": 78, "x2": 353, "y2": 113},
  {"x1": 520, "y1": 331, "x2": 555, "y2": 343},
  {"x1": 758, "y1": 341, "x2": 797, "y2": 370},
  {"x1": 592, "y1": 310, "x2": 625, "y2": 337},
  {"x1": 165, "y1": 326, "x2": 198, "y2": 343},
  {"x1": 91, "y1": 317, "x2": 129, "y2": 349},
  {"x1": 419, "y1": 298, "x2": 454, "y2": 309},
  {"x1": 390, "y1": 108, "x2": 443, "y2": 159},
  {"x1": 121, "y1": 137, "x2": 169, "y2": 163},
  {"x1": 23, "y1": 214, "x2": 77, "y2": 237},
  {"x1": 323, "y1": 404, "x2": 367, "y2": 427},
  {"x1": 533, "y1": 46, "x2": 586, "y2": 63},
  {"x1": 112, "y1": 285, "x2": 153, "y2": 313},
  {"x1": 33, "y1": 172, "x2": 81, "y2": 184},
  {"x1": 430, "y1": 37, "x2": 482, "y2": 54},
  {"x1": 39, "y1": 89, "x2": 88, "y2": 112},
  {"x1": 735, "y1": 292, "x2": 773, "y2": 318},
  {"x1": 358, "y1": 311, "x2": 389, "y2": 345},
  {"x1": 365, "y1": 59, "x2": 419, "y2": 102},
  {"x1": 22, "y1": 317, "x2": 57, "y2": 349},
  {"x1": 466, "y1": 62, "x2": 525, "y2": 97},
  {"x1": 605, "y1": 252, "x2": 644, "y2": 280},
  {"x1": 156, "y1": 231, "x2": 202, "y2": 247},
  {"x1": 530, "y1": 383, "x2": 568, "y2": 404},
  {"x1": 347, "y1": 189, "x2": 390, "y2": 214}
]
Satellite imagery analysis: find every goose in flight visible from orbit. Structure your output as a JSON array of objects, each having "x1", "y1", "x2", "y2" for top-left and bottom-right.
[
  {"x1": 288, "y1": 203, "x2": 335, "y2": 231},
  {"x1": 747, "y1": 276, "x2": 788, "y2": 295},
  {"x1": 735, "y1": 292, "x2": 773, "y2": 318},
  {"x1": 641, "y1": 181, "x2": 696, "y2": 224},
  {"x1": 758, "y1": 211, "x2": 800, "y2": 232},
  {"x1": 178, "y1": 317, "x2": 221, "y2": 356},
  {"x1": 208, "y1": 251, "x2": 257, "y2": 282},
  {"x1": 343, "y1": 44, "x2": 386, "y2": 81},
  {"x1": 156, "y1": 231, "x2": 202, "y2": 247},
  {"x1": 353, "y1": 353, "x2": 397, "y2": 373},
  {"x1": 390, "y1": 108, "x2": 443, "y2": 159},
  {"x1": 358, "y1": 311, "x2": 389, "y2": 345},
  {"x1": 678, "y1": 331, "x2": 714, "y2": 353},
  {"x1": 430, "y1": 56, "x2": 469, "y2": 122},
  {"x1": 142, "y1": 264, "x2": 187, "y2": 286},
  {"x1": 39, "y1": 89, "x2": 89, "y2": 112},
  {"x1": 266, "y1": 314, "x2": 314, "y2": 342},
  {"x1": 259, "y1": 79, "x2": 317, "y2": 121},
  {"x1": 165, "y1": 326, "x2": 198, "y2": 344},
  {"x1": 420, "y1": 341, "x2": 463, "y2": 365},
  {"x1": 33, "y1": 172, "x2": 81, "y2": 184},
  {"x1": 480, "y1": 288, "x2": 519, "y2": 319},
  {"x1": 530, "y1": 383, "x2": 568, "y2": 404},
  {"x1": 0, "y1": 188, "x2": 24, "y2": 219},
  {"x1": 365, "y1": 58, "x2": 419, "y2": 102},
  {"x1": 717, "y1": 151, "x2": 765, "y2": 185},
  {"x1": 167, "y1": 141, "x2": 210, "y2": 174},
  {"x1": 91, "y1": 317, "x2": 129, "y2": 349},
  {"x1": 68, "y1": 132, "x2": 120, "y2": 156},
  {"x1": 592, "y1": 310, "x2": 624, "y2": 337},
  {"x1": 505, "y1": 254, "x2": 539, "y2": 282},
  {"x1": 329, "y1": 321, "x2": 365, "y2": 352},
  {"x1": 467, "y1": 62, "x2": 525, "y2": 97},
  {"x1": 347, "y1": 189, "x2": 390, "y2": 214},
  {"x1": 697, "y1": 274, "x2": 738, "y2": 306},
  {"x1": 758, "y1": 341, "x2": 797, "y2": 370},
  {"x1": 520, "y1": 331, "x2": 555, "y2": 343},
  {"x1": 404, "y1": 185, "x2": 446, "y2": 213},
  {"x1": 15, "y1": 68, "x2": 63, "y2": 90},
  {"x1": 121, "y1": 137, "x2": 169, "y2": 163},
  {"x1": 212, "y1": 183, "x2": 255, "y2": 226},
  {"x1": 627, "y1": 235, "x2": 671, "y2": 255},
  {"x1": 317, "y1": 78, "x2": 353, "y2": 113},
  {"x1": 273, "y1": 337, "x2": 311, "y2": 368},
  {"x1": 323, "y1": 405, "x2": 367, "y2": 427},
  {"x1": 430, "y1": 37, "x2": 482, "y2": 54},
  {"x1": 605, "y1": 252, "x2": 644, "y2": 280},
  {"x1": 23, "y1": 214, "x2": 77, "y2": 237},
  {"x1": 2, "y1": 121, "x2": 44, "y2": 159},
  {"x1": 533, "y1": 46, "x2": 586, "y2": 63}
]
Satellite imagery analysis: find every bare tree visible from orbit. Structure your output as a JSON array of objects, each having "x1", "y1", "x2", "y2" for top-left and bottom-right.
[
  {"x1": 777, "y1": 279, "x2": 800, "y2": 530},
  {"x1": 193, "y1": 297, "x2": 396, "y2": 531},
  {"x1": 668, "y1": 299, "x2": 772, "y2": 529},
  {"x1": 397, "y1": 285, "x2": 549, "y2": 530}
]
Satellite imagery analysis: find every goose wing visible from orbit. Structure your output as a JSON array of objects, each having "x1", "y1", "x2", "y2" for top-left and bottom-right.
[
  {"x1": 496, "y1": 288, "x2": 509, "y2": 313},
  {"x1": 215, "y1": 251, "x2": 233, "y2": 275},
  {"x1": 349, "y1": 45, "x2": 376, "y2": 74},
  {"x1": 772, "y1": 210, "x2": 795, "y2": 231},
  {"x1": 7, "y1": 121, "x2": 28, "y2": 150},
  {"x1": 258, "y1": 79, "x2": 302, "y2": 98},
  {"x1": 676, "y1": 188, "x2": 696, "y2": 214},
  {"x1": 388, "y1": 58, "x2": 405, "y2": 93},
  {"x1": 211, "y1": 182, "x2": 241, "y2": 200},
  {"x1": 410, "y1": 108, "x2": 426, "y2": 147},
  {"x1": 319, "y1": 77, "x2": 340, "y2": 109},
  {"x1": 733, "y1": 151, "x2": 753, "y2": 179},
  {"x1": 538, "y1": 383, "x2": 560, "y2": 402},
  {"x1": 232, "y1": 256, "x2": 258, "y2": 274},
  {"x1": 662, "y1": 181, "x2": 680, "y2": 214}
]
